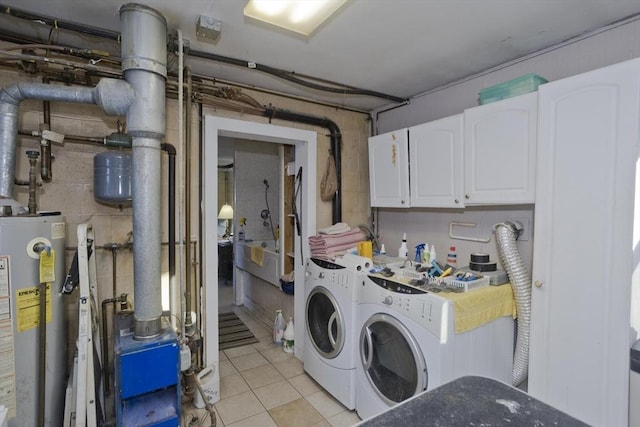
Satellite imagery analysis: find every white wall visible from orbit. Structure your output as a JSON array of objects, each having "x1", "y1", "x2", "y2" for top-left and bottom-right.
[{"x1": 375, "y1": 17, "x2": 640, "y2": 133}]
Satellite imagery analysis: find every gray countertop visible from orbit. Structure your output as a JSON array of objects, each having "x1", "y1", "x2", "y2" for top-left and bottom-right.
[{"x1": 356, "y1": 376, "x2": 590, "y2": 427}]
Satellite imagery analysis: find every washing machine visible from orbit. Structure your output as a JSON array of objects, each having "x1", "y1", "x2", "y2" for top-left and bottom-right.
[
  {"x1": 304, "y1": 256, "x2": 368, "y2": 410},
  {"x1": 355, "y1": 274, "x2": 514, "y2": 420}
]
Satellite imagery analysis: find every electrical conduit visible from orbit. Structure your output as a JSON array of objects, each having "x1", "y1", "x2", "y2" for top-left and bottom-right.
[{"x1": 493, "y1": 222, "x2": 531, "y2": 387}]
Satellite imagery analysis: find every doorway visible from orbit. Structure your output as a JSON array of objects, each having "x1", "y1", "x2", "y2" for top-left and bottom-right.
[{"x1": 202, "y1": 116, "x2": 317, "y2": 380}]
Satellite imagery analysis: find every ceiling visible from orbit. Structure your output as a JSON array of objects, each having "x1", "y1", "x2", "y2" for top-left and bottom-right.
[{"x1": 1, "y1": 0, "x2": 640, "y2": 111}]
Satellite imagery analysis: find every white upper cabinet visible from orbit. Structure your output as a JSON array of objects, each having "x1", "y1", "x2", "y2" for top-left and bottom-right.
[
  {"x1": 409, "y1": 114, "x2": 464, "y2": 207},
  {"x1": 463, "y1": 92, "x2": 537, "y2": 205},
  {"x1": 368, "y1": 129, "x2": 410, "y2": 208}
]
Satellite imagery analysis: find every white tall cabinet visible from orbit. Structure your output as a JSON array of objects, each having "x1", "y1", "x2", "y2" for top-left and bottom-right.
[{"x1": 531, "y1": 58, "x2": 640, "y2": 427}]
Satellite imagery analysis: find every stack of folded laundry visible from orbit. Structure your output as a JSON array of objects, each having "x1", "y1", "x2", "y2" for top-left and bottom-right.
[{"x1": 309, "y1": 223, "x2": 366, "y2": 260}]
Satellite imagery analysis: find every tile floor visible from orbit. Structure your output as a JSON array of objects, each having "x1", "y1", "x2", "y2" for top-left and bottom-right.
[{"x1": 185, "y1": 304, "x2": 362, "y2": 427}]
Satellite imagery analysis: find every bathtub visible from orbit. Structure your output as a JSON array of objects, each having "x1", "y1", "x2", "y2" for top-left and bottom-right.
[{"x1": 234, "y1": 240, "x2": 281, "y2": 287}]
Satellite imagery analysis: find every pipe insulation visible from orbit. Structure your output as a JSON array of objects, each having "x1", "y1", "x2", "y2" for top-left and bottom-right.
[
  {"x1": 119, "y1": 3, "x2": 167, "y2": 339},
  {"x1": 493, "y1": 222, "x2": 531, "y2": 387},
  {"x1": 0, "y1": 78, "x2": 133, "y2": 200}
]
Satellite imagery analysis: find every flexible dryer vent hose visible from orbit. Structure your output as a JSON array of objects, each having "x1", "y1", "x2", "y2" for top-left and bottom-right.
[{"x1": 494, "y1": 222, "x2": 531, "y2": 387}]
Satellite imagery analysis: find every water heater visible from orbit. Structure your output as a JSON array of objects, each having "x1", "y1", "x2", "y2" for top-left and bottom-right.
[{"x1": 0, "y1": 214, "x2": 66, "y2": 427}]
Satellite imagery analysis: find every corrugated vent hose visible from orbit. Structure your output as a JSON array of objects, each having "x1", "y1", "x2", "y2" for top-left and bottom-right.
[{"x1": 493, "y1": 221, "x2": 530, "y2": 387}]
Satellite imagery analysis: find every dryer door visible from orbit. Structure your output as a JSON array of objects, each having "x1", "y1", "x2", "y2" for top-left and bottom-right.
[
  {"x1": 360, "y1": 313, "x2": 427, "y2": 405},
  {"x1": 306, "y1": 286, "x2": 345, "y2": 359}
]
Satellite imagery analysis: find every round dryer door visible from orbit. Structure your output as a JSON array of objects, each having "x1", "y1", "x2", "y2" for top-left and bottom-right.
[
  {"x1": 360, "y1": 313, "x2": 427, "y2": 405},
  {"x1": 306, "y1": 286, "x2": 345, "y2": 359}
]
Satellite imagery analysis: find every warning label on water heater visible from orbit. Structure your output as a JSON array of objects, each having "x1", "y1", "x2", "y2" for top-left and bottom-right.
[{"x1": 16, "y1": 284, "x2": 52, "y2": 333}]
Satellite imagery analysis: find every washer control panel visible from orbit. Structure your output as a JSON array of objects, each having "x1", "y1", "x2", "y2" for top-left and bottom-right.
[{"x1": 362, "y1": 275, "x2": 449, "y2": 338}]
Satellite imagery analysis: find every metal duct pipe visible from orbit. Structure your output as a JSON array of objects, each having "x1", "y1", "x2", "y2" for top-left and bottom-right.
[
  {"x1": 0, "y1": 78, "x2": 133, "y2": 201},
  {"x1": 119, "y1": 3, "x2": 167, "y2": 339},
  {"x1": 494, "y1": 222, "x2": 531, "y2": 387}
]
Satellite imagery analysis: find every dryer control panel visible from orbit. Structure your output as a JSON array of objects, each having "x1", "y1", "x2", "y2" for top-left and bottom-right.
[
  {"x1": 362, "y1": 275, "x2": 451, "y2": 339},
  {"x1": 306, "y1": 258, "x2": 359, "y2": 299}
]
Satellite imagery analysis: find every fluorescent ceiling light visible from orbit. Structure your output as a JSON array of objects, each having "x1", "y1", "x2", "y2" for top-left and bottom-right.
[{"x1": 244, "y1": 0, "x2": 349, "y2": 36}]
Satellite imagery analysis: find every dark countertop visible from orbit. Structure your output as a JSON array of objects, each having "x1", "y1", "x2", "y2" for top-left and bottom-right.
[{"x1": 356, "y1": 376, "x2": 590, "y2": 427}]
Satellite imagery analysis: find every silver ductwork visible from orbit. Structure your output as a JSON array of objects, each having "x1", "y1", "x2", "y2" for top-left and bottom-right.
[
  {"x1": 494, "y1": 221, "x2": 531, "y2": 387},
  {"x1": 0, "y1": 79, "x2": 133, "y2": 200},
  {"x1": 0, "y1": 3, "x2": 168, "y2": 340},
  {"x1": 120, "y1": 3, "x2": 167, "y2": 339}
]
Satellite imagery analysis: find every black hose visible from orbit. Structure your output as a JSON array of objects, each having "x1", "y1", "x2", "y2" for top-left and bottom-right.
[
  {"x1": 188, "y1": 49, "x2": 406, "y2": 104},
  {"x1": 263, "y1": 107, "x2": 342, "y2": 224}
]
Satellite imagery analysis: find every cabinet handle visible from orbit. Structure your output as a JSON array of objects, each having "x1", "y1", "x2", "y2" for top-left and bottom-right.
[
  {"x1": 454, "y1": 199, "x2": 459, "y2": 204},
  {"x1": 534, "y1": 280, "x2": 543, "y2": 288},
  {"x1": 465, "y1": 194, "x2": 470, "y2": 199},
  {"x1": 401, "y1": 200, "x2": 405, "y2": 204}
]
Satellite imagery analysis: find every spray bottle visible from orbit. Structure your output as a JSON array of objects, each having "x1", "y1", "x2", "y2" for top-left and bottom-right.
[
  {"x1": 398, "y1": 233, "x2": 409, "y2": 259},
  {"x1": 415, "y1": 244, "x2": 426, "y2": 263}
]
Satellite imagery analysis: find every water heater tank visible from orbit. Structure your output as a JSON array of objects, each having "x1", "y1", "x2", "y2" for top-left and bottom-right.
[
  {"x1": 94, "y1": 151, "x2": 133, "y2": 207},
  {"x1": 0, "y1": 214, "x2": 66, "y2": 427}
]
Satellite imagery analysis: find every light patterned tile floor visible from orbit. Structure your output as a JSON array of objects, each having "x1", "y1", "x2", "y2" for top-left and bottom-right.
[{"x1": 184, "y1": 306, "x2": 362, "y2": 426}]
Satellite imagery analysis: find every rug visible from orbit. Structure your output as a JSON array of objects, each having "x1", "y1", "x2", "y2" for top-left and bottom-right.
[{"x1": 218, "y1": 312, "x2": 259, "y2": 350}]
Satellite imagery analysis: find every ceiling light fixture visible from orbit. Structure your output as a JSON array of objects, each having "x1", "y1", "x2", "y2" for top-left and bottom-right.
[{"x1": 244, "y1": 0, "x2": 349, "y2": 36}]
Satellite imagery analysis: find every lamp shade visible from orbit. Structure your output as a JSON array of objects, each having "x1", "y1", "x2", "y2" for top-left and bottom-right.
[{"x1": 218, "y1": 204, "x2": 234, "y2": 220}]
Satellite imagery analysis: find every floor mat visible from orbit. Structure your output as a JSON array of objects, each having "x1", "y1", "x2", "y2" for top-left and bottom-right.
[{"x1": 218, "y1": 311, "x2": 259, "y2": 350}]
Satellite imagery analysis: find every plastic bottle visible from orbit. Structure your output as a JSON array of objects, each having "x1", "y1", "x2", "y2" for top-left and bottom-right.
[
  {"x1": 446, "y1": 245, "x2": 457, "y2": 266},
  {"x1": 422, "y1": 242, "x2": 430, "y2": 265},
  {"x1": 415, "y1": 243, "x2": 425, "y2": 263},
  {"x1": 429, "y1": 244, "x2": 437, "y2": 265},
  {"x1": 380, "y1": 244, "x2": 386, "y2": 255},
  {"x1": 283, "y1": 317, "x2": 295, "y2": 353},
  {"x1": 238, "y1": 225, "x2": 245, "y2": 241},
  {"x1": 273, "y1": 310, "x2": 285, "y2": 345},
  {"x1": 398, "y1": 233, "x2": 409, "y2": 259}
]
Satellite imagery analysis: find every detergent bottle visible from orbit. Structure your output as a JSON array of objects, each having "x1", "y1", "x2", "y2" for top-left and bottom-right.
[
  {"x1": 398, "y1": 233, "x2": 409, "y2": 259},
  {"x1": 273, "y1": 310, "x2": 285, "y2": 345},
  {"x1": 283, "y1": 318, "x2": 295, "y2": 353}
]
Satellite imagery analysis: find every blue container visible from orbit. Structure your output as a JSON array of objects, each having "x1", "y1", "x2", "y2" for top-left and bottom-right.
[
  {"x1": 280, "y1": 279, "x2": 294, "y2": 295},
  {"x1": 478, "y1": 74, "x2": 548, "y2": 104}
]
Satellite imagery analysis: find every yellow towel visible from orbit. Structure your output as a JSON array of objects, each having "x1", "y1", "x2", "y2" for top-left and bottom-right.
[
  {"x1": 250, "y1": 246, "x2": 264, "y2": 267},
  {"x1": 441, "y1": 284, "x2": 516, "y2": 334}
]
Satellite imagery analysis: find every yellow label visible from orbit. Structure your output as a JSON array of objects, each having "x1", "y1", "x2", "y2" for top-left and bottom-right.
[
  {"x1": 16, "y1": 284, "x2": 52, "y2": 333},
  {"x1": 39, "y1": 250, "x2": 55, "y2": 284}
]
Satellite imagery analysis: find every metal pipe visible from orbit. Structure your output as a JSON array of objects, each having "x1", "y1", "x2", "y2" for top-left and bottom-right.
[
  {"x1": 101, "y1": 293, "x2": 128, "y2": 395},
  {"x1": 0, "y1": 78, "x2": 133, "y2": 200},
  {"x1": 263, "y1": 107, "x2": 343, "y2": 223},
  {"x1": 41, "y1": 82, "x2": 52, "y2": 182},
  {"x1": 161, "y1": 143, "x2": 177, "y2": 331},
  {"x1": 119, "y1": 3, "x2": 167, "y2": 339},
  {"x1": 26, "y1": 150, "x2": 38, "y2": 214},
  {"x1": 185, "y1": 66, "x2": 193, "y2": 325}
]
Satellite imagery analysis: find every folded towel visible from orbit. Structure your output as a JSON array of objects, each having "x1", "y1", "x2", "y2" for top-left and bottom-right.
[
  {"x1": 250, "y1": 246, "x2": 264, "y2": 267},
  {"x1": 318, "y1": 222, "x2": 351, "y2": 235},
  {"x1": 441, "y1": 284, "x2": 516, "y2": 334}
]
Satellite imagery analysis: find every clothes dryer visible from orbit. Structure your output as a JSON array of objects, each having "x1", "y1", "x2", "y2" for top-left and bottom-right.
[
  {"x1": 304, "y1": 257, "x2": 363, "y2": 410},
  {"x1": 356, "y1": 274, "x2": 513, "y2": 420}
]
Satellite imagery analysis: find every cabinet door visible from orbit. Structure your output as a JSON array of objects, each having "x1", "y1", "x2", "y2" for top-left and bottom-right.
[
  {"x1": 531, "y1": 58, "x2": 640, "y2": 427},
  {"x1": 409, "y1": 115, "x2": 464, "y2": 207},
  {"x1": 463, "y1": 92, "x2": 537, "y2": 204},
  {"x1": 368, "y1": 129, "x2": 410, "y2": 207}
]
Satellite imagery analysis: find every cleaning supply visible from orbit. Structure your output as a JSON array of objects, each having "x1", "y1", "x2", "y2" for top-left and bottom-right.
[
  {"x1": 380, "y1": 244, "x2": 386, "y2": 255},
  {"x1": 422, "y1": 242, "x2": 430, "y2": 265},
  {"x1": 447, "y1": 245, "x2": 457, "y2": 266},
  {"x1": 398, "y1": 233, "x2": 409, "y2": 259},
  {"x1": 273, "y1": 310, "x2": 285, "y2": 345},
  {"x1": 415, "y1": 243, "x2": 426, "y2": 263},
  {"x1": 283, "y1": 317, "x2": 295, "y2": 353},
  {"x1": 429, "y1": 244, "x2": 437, "y2": 265}
]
